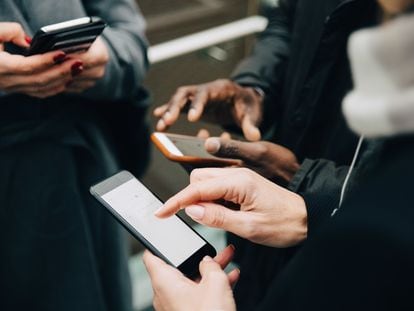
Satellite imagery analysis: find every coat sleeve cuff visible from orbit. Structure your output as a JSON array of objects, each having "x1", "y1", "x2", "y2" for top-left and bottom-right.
[{"x1": 287, "y1": 159, "x2": 341, "y2": 236}]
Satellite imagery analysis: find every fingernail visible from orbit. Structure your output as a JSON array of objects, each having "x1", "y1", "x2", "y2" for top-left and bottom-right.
[
  {"x1": 25, "y1": 36, "x2": 32, "y2": 44},
  {"x1": 203, "y1": 256, "x2": 213, "y2": 262},
  {"x1": 188, "y1": 108, "x2": 197, "y2": 121},
  {"x1": 157, "y1": 119, "x2": 166, "y2": 130},
  {"x1": 185, "y1": 205, "x2": 205, "y2": 220},
  {"x1": 229, "y1": 244, "x2": 236, "y2": 251},
  {"x1": 205, "y1": 138, "x2": 220, "y2": 154},
  {"x1": 154, "y1": 206, "x2": 165, "y2": 217},
  {"x1": 164, "y1": 111, "x2": 171, "y2": 120},
  {"x1": 53, "y1": 53, "x2": 67, "y2": 64},
  {"x1": 71, "y1": 61, "x2": 84, "y2": 77}
]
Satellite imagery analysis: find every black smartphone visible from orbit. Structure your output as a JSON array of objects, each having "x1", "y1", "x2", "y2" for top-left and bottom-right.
[
  {"x1": 28, "y1": 16, "x2": 106, "y2": 55},
  {"x1": 90, "y1": 170, "x2": 216, "y2": 278}
]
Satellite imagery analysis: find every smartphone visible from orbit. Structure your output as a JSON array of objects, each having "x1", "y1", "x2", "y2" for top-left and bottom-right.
[
  {"x1": 28, "y1": 16, "x2": 106, "y2": 55},
  {"x1": 151, "y1": 132, "x2": 241, "y2": 166},
  {"x1": 90, "y1": 170, "x2": 216, "y2": 278}
]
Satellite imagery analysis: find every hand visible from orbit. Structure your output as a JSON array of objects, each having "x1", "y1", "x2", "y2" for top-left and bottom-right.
[
  {"x1": 0, "y1": 22, "x2": 83, "y2": 98},
  {"x1": 378, "y1": 0, "x2": 413, "y2": 17},
  {"x1": 205, "y1": 137, "x2": 300, "y2": 185},
  {"x1": 156, "y1": 168, "x2": 307, "y2": 248},
  {"x1": 154, "y1": 79, "x2": 264, "y2": 141},
  {"x1": 65, "y1": 37, "x2": 109, "y2": 93},
  {"x1": 143, "y1": 245, "x2": 239, "y2": 311}
]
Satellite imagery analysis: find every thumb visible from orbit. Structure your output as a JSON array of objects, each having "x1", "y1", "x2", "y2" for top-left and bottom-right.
[
  {"x1": 241, "y1": 114, "x2": 261, "y2": 141},
  {"x1": 205, "y1": 137, "x2": 259, "y2": 163},
  {"x1": 185, "y1": 203, "x2": 248, "y2": 235},
  {"x1": 199, "y1": 255, "x2": 227, "y2": 280},
  {"x1": 0, "y1": 23, "x2": 30, "y2": 48}
]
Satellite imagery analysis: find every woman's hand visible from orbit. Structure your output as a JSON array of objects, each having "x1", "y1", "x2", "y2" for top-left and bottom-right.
[
  {"x1": 143, "y1": 245, "x2": 239, "y2": 311},
  {"x1": 65, "y1": 37, "x2": 109, "y2": 93},
  {"x1": 156, "y1": 168, "x2": 307, "y2": 248},
  {"x1": 0, "y1": 22, "x2": 83, "y2": 98},
  {"x1": 154, "y1": 79, "x2": 263, "y2": 141}
]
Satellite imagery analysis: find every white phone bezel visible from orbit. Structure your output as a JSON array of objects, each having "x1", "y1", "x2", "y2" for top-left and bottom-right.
[
  {"x1": 153, "y1": 133, "x2": 184, "y2": 156},
  {"x1": 41, "y1": 17, "x2": 91, "y2": 33}
]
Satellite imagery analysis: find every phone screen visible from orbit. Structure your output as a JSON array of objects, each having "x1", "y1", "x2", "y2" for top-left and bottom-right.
[
  {"x1": 155, "y1": 133, "x2": 216, "y2": 159},
  {"x1": 170, "y1": 136, "x2": 215, "y2": 158},
  {"x1": 100, "y1": 178, "x2": 206, "y2": 267}
]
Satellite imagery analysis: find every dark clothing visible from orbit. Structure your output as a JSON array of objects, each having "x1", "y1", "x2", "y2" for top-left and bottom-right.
[
  {"x1": 0, "y1": 99, "x2": 149, "y2": 311},
  {"x1": 258, "y1": 136, "x2": 414, "y2": 310},
  {"x1": 0, "y1": 0, "x2": 149, "y2": 310},
  {"x1": 233, "y1": 0, "x2": 377, "y2": 227},
  {"x1": 230, "y1": 1, "x2": 378, "y2": 309}
]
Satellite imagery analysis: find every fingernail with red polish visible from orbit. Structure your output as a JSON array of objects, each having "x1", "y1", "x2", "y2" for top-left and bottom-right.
[
  {"x1": 53, "y1": 53, "x2": 67, "y2": 64},
  {"x1": 25, "y1": 36, "x2": 32, "y2": 44},
  {"x1": 71, "y1": 61, "x2": 84, "y2": 77}
]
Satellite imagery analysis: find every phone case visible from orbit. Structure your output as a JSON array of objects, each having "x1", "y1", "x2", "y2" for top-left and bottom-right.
[
  {"x1": 151, "y1": 133, "x2": 241, "y2": 167},
  {"x1": 27, "y1": 17, "x2": 106, "y2": 55}
]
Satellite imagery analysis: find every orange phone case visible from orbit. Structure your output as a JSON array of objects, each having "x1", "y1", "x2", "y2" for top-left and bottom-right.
[{"x1": 151, "y1": 133, "x2": 241, "y2": 167}]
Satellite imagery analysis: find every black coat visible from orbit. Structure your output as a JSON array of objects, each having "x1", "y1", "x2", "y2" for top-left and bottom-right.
[
  {"x1": 258, "y1": 136, "x2": 414, "y2": 311},
  {"x1": 230, "y1": 1, "x2": 378, "y2": 309},
  {"x1": 0, "y1": 94, "x2": 149, "y2": 311},
  {"x1": 233, "y1": 0, "x2": 377, "y2": 232}
]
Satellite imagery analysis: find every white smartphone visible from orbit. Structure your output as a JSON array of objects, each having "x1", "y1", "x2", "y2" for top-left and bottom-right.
[
  {"x1": 90, "y1": 170, "x2": 216, "y2": 278},
  {"x1": 151, "y1": 132, "x2": 241, "y2": 166}
]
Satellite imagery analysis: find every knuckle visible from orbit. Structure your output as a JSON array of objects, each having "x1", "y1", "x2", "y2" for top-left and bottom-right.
[
  {"x1": 253, "y1": 143, "x2": 269, "y2": 161},
  {"x1": 221, "y1": 142, "x2": 239, "y2": 157},
  {"x1": 96, "y1": 68, "x2": 105, "y2": 78},
  {"x1": 19, "y1": 64, "x2": 34, "y2": 75},
  {"x1": 34, "y1": 77, "x2": 49, "y2": 87},
  {"x1": 238, "y1": 168, "x2": 256, "y2": 185},
  {"x1": 59, "y1": 69, "x2": 69, "y2": 78},
  {"x1": 206, "y1": 271, "x2": 227, "y2": 283},
  {"x1": 9, "y1": 22, "x2": 23, "y2": 33},
  {"x1": 244, "y1": 217, "x2": 261, "y2": 240},
  {"x1": 176, "y1": 86, "x2": 189, "y2": 94},
  {"x1": 189, "y1": 169, "x2": 202, "y2": 182},
  {"x1": 210, "y1": 207, "x2": 225, "y2": 228}
]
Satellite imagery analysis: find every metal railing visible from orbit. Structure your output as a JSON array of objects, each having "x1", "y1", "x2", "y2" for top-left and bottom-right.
[{"x1": 148, "y1": 15, "x2": 268, "y2": 64}]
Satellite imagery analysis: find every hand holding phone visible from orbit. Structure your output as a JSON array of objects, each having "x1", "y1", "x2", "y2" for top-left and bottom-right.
[
  {"x1": 64, "y1": 37, "x2": 109, "y2": 94},
  {"x1": 0, "y1": 22, "x2": 85, "y2": 98},
  {"x1": 28, "y1": 17, "x2": 106, "y2": 55},
  {"x1": 151, "y1": 132, "x2": 241, "y2": 167},
  {"x1": 90, "y1": 171, "x2": 216, "y2": 278}
]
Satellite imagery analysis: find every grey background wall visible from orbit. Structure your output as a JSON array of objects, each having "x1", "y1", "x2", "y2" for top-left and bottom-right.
[{"x1": 137, "y1": 0, "x2": 260, "y2": 201}]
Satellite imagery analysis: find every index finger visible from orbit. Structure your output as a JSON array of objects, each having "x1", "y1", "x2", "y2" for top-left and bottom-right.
[
  {"x1": 2, "y1": 50, "x2": 66, "y2": 75},
  {"x1": 155, "y1": 176, "x2": 235, "y2": 218},
  {"x1": 241, "y1": 114, "x2": 261, "y2": 141},
  {"x1": 162, "y1": 86, "x2": 197, "y2": 126},
  {"x1": 0, "y1": 22, "x2": 29, "y2": 48}
]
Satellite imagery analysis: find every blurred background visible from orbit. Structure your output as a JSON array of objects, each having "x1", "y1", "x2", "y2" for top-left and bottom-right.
[{"x1": 129, "y1": 1, "x2": 274, "y2": 310}]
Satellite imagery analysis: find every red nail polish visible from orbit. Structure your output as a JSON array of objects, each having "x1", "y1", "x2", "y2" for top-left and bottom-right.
[
  {"x1": 71, "y1": 61, "x2": 84, "y2": 77},
  {"x1": 25, "y1": 36, "x2": 32, "y2": 44},
  {"x1": 53, "y1": 53, "x2": 67, "y2": 64}
]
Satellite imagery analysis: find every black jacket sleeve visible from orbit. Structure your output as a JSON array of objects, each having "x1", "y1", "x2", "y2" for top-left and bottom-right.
[
  {"x1": 230, "y1": 0, "x2": 296, "y2": 135},
  {"x1": 288, "y1": 159, "x2": 349, "y2": 236},
  {"x1": 257, "y1": 139, "x2": 414, "y2": 310},
  {"x1": 231, "y1": 0, "x2": 296, "y2": 95}
]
